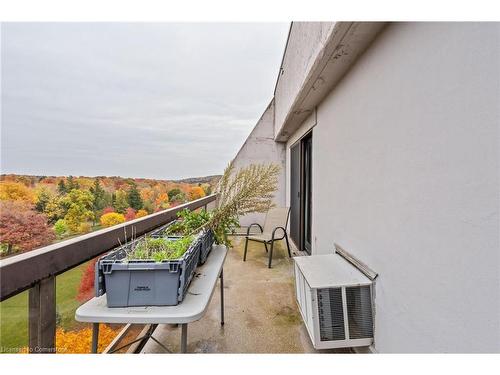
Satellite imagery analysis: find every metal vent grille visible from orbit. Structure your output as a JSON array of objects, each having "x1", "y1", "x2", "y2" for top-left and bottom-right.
[
  {"x1": 346, "y1": 286, "x2": 373, "y2": 339},
  {"x1": 317, "y1": 288, "x2": 345, "y2": 341}
]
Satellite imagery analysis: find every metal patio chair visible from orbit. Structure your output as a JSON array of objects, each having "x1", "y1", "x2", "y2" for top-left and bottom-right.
[{"x1": 243, "y1": 207, "x2": 291, "y2": 268}]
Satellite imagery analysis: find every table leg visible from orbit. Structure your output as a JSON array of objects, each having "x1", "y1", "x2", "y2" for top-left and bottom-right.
[
  {"x1": 220, "y1": 268, "x2": 224, "y2": 326},
  {"x1": 91, "y1": 323, "x2": 99, "y2": 354},
  {"x1": 181, "y1": 324, "x2": 188, "y2": 353}
]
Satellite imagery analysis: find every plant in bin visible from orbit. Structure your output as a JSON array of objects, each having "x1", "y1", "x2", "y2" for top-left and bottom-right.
[
  {"x1": 119, "y1": 162, "x2": 279, "y2": 262},
  {"x1": 166, "y1": 208, "x2": 211, "y2": 236},
  {"x1": 126, "y1": 235, "x2": 195, "y2": 262}
]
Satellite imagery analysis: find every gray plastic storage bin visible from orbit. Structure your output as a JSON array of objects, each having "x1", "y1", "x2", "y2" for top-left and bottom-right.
[
  {"x1": 95, "y1": 235, "x2": 201, "y2": 307},
  {"x1": 150, "y1": 221, "x2": 181, "y2": 239},
  {"x1": 198, "y1": 229, "x2": 215, "y2": 265}
]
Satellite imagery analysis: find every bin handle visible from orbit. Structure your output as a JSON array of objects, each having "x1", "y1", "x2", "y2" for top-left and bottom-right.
[{"x1": 127, "y1": 266, "x2": 156, "y2": 270}]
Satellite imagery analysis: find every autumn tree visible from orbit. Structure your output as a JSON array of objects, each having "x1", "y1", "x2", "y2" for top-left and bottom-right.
[
  {"x1": 188, "y1": 186, "x2": 206, "y2": 201},
  {"x1": 113, "y1": 189, "x2": 128, "y2": 214},
  {"x1": 54, "y1": 219, "x2": 68, "y2": 238},
  {"x1": 77, "y1": 258, "x2": 97, "y2": 302},
  {"x1": 89, "y1": 178, "x2": 106, "y2": 224},
  {"x1": 43, "y1": 196, "x2": 65, "y2": 223},
  {"x1": 140, "y1": 187, "x2": 153, "y2": 202},
  {"x1": 127, "y1": 183, "x2": 143, "y2": 210},
  {"x1": 201, "y1": 183, "x2": 212, "y2": 196},
  {"x1": 53, "y1": 325, "x2": 118, "y2": 353},
  {"x1": 0, "y1": 181, "x2": 34, "y2": 203},
  {"x1": 100, "y1": 212, "x2": 125, "y2": 227},
  {"x1": 135, "y1": 209, "x2": 148, "y2": 218},
  {"x1": 57, "y1": 179, "x2": 67, "y2": 195},
  {"x1": 124, "y1": 207, "x2": 136, "y2": 221},
  {"x1": 66, "y1": 175, "x2": 79, "y2": 191},
  {"x1": 0, "y1": 201, "x2": 55, "y2": 255},
  {"x1": 142, "y1": 200, "x2": 154, "y2": 213},
  {"x1": 61, "y1": 189, "x2": 94, "y2": 233},
  {"x1": 155, "y1": 192, "x2": 169, "y2": 210},
  {"x1": 35, "y1": 187, "x2": 53, "y2": 213},
  {"x1": 101, "y1": 206, "x2": 115, "y2": 215},
  {"x1": 167, "y1": 188, "x2": 182, "y2": 201}
]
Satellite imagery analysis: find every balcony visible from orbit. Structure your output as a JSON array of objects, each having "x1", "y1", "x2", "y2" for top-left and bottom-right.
[
  {"x1": 137, "y1": 235, "x2": 348, "y2": 353},
  {"x1": 0, "y1": 194, "x2": 345, "y2": 354}
]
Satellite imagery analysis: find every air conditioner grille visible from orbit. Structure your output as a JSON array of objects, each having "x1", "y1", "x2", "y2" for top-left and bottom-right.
[
  {"x1": 346, "y1": 285, "x2": 373, "y2": 339},
  {"x1": 317, "y1": 288, "x2": 345, "y2": 341}
]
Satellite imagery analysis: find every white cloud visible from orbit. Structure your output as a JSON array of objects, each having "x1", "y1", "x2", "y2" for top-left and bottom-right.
[{"x1": 1, "y1": 22, "x2": 289, "y2": 179}]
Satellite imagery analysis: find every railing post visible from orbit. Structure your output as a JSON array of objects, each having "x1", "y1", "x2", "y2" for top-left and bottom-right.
[{"x1": 29, "y1": 276, "x2": 56, "y2": 353}]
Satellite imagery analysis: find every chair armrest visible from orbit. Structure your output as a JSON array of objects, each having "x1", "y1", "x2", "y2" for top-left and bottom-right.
[
  {"x1": 246, "y1": 223, "x2": 263, "y2": 236},
  {"x1": 271, "y1": 226, "x2": 287, "y2": 241}
]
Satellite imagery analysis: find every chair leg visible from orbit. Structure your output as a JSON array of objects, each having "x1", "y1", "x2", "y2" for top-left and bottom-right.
[
  {"x1": 268, "y1": 241, "x2": 274, "y2": 269},
  {"x1": 263, "y1": 242, "x2": 268, "y2": 253},
  {"x1": 243, "y1": 237, "x2": 249, "y2": 261},
  {"x1": 284, "y1": 233, "x2": 291, "y2": 258}
]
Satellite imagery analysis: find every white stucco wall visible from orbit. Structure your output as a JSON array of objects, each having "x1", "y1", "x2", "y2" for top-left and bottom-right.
[
  {"x1": 274, "y1": 22, "x2": 335, "y2": 137},
  {"x1": 232, "y1": 101, "x2": 286, "y2": 227},
  {"x1": 310, "y1": 23, "x2": 500, "y2": 352}
]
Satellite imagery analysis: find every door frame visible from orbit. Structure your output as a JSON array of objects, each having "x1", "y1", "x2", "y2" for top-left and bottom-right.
[{"x1": 289, "y1": 130, "x2": 313, "y2": 254}]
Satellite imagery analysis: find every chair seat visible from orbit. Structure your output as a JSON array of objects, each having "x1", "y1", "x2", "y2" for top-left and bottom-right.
[{"x1": 246, "y1": 232, "x2": 274, "y2": 242}]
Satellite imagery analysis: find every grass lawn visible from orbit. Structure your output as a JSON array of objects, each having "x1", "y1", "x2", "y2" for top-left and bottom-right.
[{"x1": 0, "y1": 262, "x2": 88, "y2": 352}]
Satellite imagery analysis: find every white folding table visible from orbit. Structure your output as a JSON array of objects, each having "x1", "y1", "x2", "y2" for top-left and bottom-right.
[{"x1": 75, "y1": 245, "x2": 227, "y2": 353}]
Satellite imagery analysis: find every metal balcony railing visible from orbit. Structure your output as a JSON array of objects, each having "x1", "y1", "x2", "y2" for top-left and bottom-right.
[{"x1": 0, "y1": 194, "x2": 217, "y2": 353}]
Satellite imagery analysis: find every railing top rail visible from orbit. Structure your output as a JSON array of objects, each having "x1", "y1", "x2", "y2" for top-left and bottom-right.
[{"x1": 0, "y1": 194, "x2": 217, "y2": 301}]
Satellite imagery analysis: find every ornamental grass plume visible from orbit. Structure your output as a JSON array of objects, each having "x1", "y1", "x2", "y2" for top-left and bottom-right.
[{"x1": 200, "y1": 162, "x2": 280, "y2": 246}]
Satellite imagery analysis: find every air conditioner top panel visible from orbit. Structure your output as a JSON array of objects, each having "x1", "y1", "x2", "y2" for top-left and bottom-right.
[{"x1": 294, "y1": 254, "x2": 372, "y2": 289}]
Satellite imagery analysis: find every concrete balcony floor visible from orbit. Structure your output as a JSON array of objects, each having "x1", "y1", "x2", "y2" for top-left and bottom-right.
[{"x1": 141, "y1": 236, "x2": 350, "y2": 354}]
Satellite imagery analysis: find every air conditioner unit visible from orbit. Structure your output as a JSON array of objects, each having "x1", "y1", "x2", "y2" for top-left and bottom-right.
[{"x1": 294, "y1": 254, "x2": 374, "y2": 349}]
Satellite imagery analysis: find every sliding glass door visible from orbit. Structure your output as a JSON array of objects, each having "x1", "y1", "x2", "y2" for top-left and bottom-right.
[{"x1": 290, "y1": 131, "x2": 312, "y2": 254}]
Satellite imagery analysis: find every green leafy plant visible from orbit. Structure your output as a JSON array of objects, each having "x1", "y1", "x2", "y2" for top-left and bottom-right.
[
  {"x1": 166, "y1": 208, "x2": 211, "y2": 236},
  {"x1": 126, "y1": 235, "x2": 194, "y2": 262}
]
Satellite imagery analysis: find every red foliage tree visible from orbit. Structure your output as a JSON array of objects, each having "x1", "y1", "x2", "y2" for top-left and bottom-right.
[
  {"x1": 101, "y1": 206, "x2": 115, "y2": 215},
  {"x1": 124, "y1": 207, "x2": 136, "y2": 221},
  {"x1": 0, "y1": 201, "x2": 55, "y2": 256},
  {"x1": 77, "y1": 258, "x2": 97, "y2": 302}
]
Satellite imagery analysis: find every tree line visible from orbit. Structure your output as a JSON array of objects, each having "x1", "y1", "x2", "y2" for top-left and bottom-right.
[{"x1": 0, "y1": 175, "x2": 212, "y2": 257}]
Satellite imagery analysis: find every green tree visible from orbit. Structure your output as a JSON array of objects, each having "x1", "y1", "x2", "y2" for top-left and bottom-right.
[
  {"x1": 57, "y1": 179, "x2": 67, "y2": 195},
  {"x1": 113, "y1": 189, "x2": 129, "y2": 214},
  {"x1": 127, "y1": 184, "x2": 143, "y2": 210},
  {"x1": 90, "y1": 179, "x2": 106, "y2": 209},
  {"x1": 61, "y1": 189, "x2": 94, "y2": 233},
  {"x1": 44, "y1": 196, "x2": 65, "y2": 223},
  {"x1": 53, "y1": 219, "x2": 68, "y2": 238},
  {"x1": 167, "y1": 188, "x2": 182, "y2": 201},
  {"x1": 89, "y1": 178, "x2": 106, "y2": 224},
  {"x1": 66, "y1": 175, "x2": 80, "y2": 191},
  {"x1": 102, "y1": 191, "x2": 113, "y2": 208},
  {"x1": 142, "y1": 199, "x2": 154, "y2": 214},
  {"x1": 35, "y1": 188, "x2": 52, "y2": 213}
]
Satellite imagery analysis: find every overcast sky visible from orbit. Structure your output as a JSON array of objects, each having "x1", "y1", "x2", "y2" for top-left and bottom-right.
[{"x1": 0, "y1": 23, "x2": 289, "y2": 180}]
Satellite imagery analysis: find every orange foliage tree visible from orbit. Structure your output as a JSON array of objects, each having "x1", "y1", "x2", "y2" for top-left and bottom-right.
[
  {"x1": 0, "y1": 182, "x2": 34, "y2": 203},
  {"x1": 135, "y1": 209, "x2": 148, "y2": 218},
  {"x1": 52, "y1": 325, "x2": 119, "y2": 353},
  {"x1": 100, "y1": 212, "x2": 125, "y2": 227},
  {"x1": 155, "y1": 191, "x2": 169, "y2": 210},
  {"x1": 188, "y1": 186, "x2": 206, "y2": 201}
]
